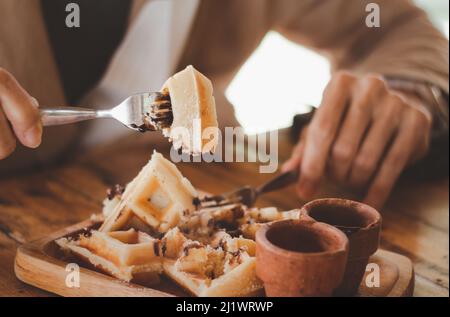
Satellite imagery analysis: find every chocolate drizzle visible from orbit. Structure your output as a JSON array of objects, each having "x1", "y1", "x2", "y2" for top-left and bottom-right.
[
  {"x1": 229, "y1": 249, "x2": 243, "y2": 265},
  {"x1": 218, "y1": 238, "x2": 227, "y2": 251},
  {"x1": 183, "y1": 242, "x2": 203, "y2": 256},
  {"x1": 79, "y1": 227, "x2": 92, "y2": 238},
  {"x1": 231, "y1": 206, "x2": 245, "y2": 219},
  {"x1": 161, "y1": 239, "x2": 167, "y2": 256},
  {"x1": 106, "y1": 184, "x2": 125, "y2": 200},
  {"x1": 153, "y1": 241, "x2": 160, "y2": 256},
  {"x1": 144, "y1": 92, "x2": 173, "y2": 131},
  {"x1": 193, "y1": 197, "x2": 201, "y2": 209}
]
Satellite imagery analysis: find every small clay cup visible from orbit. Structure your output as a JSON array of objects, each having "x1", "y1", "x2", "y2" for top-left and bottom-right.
[
  {"x1": 256, "y1": 219, "x2": 349, "y2": 297},
  {"x1": 300, "y1": 198, "x2": 382, "y2": 296}
]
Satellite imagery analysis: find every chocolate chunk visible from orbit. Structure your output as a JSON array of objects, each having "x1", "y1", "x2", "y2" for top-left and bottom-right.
[
  {"x1": 106, "y1": 184, "x2": 125, "y2": 200},
  {"x1": 153, "y1": 241, "x2": 160, "y2": 256},
  {"x1": 218, "y1": 238, "x2": 227, "y2": 251},
  {"x1": 183, "y1": 242, "x2": 203, "y2": 256},
  {"x1": 192, "y1": 197, "x2": 201, "y2": 209},
  {"x1": 161, "y1": 239, "x2": 167, "y2": 256},
  {"x1": 214, "y1": 220, "x2": 238, "y2": 233},
  {"x1": 207, "y1": 218, "x2": 215, "y2": 227},
  {"x1": 79, "y1": 227, "x2": 92, "y2": 238},
  {"x1": 144, "y1": 92, "x2": 173, "y2": 130},
  {"x1": 151, "y1": 92, "x2": 171, "y2": 102},
  {"x1": 229, "y1": 249, "x2": 242, "y2": 265},
  {"x1": 227, "y1": 229, "x2": 242, "y2": 238},
  {"x1": 232, "y1": 206, "x2": 245, "y2": 219}
]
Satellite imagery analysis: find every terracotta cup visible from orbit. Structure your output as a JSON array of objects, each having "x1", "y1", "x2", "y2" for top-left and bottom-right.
[
  {"x1": 256, "y1": 219, "x2": 349, "y2": 297},
  {"x1": 300, "y1": 198, "x2": 382, "y2": 296}
]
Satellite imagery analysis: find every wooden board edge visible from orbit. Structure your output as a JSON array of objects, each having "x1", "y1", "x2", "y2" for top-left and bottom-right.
[
  {"x1": 14, "y1": 220, "x2": 174, "y2": 297},
  {"x1": 377, "y1": 250, "x2": 415, "y2": 297},
  {"x1": 15, "y1": 244, "x2": 174, "y2": 297}
]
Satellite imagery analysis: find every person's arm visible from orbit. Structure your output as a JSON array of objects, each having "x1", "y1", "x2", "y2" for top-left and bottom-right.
[
  {"x1": 271, "y1": 0, "x2": 448, "y2": 93},
  {"x1": 274, "y1": 0, "x2": 449, "y2": 208}
]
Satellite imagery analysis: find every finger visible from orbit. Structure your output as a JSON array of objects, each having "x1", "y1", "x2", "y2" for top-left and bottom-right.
[
  {"x1": 298, "y1": 72, "x2": 353, "y2": 199},
  {"x1": 348, "y1": 94, "x2": 403, "y2": 188},
  {"x1": 404, "y1": 103, "x2": 432, "y2": 164},
  {"x1": 0, "y1": 69, "x2": 42, "y2": 148},
  {"x1": 0, "y1": 107, "x2": 16, "y2": 159},
  {"x1": 364, "y1": 115, "x2": 419, "y2": 209},
  {"x1": 282, "y1": 140, "x2": 304, "y2": 172},
  {"x1": 282, "y1": 126, "x2": 308, "y2": 172},
  {"x1": 391, "y1": 91, "x2": 432, "y2": 164},
  {"x1": 329, "y1": 75, "x2": 385, "y2": 182}
]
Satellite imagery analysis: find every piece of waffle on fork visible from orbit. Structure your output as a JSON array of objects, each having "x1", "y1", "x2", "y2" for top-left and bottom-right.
[{"x1": 158, "y1": 65, "x2": 218, "y2": 154}]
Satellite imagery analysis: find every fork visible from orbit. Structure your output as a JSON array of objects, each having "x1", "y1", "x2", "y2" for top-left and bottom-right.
[
  {"x1": 40, "y1": 92, "x2": 172, "y2": 132},
  {"x1": 196, "y1": 169, "x2": 299, "y2": 208}
]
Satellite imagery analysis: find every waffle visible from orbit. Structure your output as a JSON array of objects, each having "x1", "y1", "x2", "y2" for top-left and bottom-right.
[
  {"x1": 100, "y1": 151, "x2": 198, "y2": 233},
  {"x1": 160, "y1": 65, "x2": 218, "y2": 154},
  {"x1": 157, "y1": 205, "x2": 299, "y2": 296},
  {"x1": 56, "y1": 229, "x2": 162, "y2": 285},
  {"x1": 59, "y1": 151, "x2": 301, "y2": 296},
  {"x1": 161, "y1": 228, "x2": 263, "y2": 296}
]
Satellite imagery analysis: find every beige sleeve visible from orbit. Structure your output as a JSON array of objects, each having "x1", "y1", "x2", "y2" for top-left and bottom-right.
[{"x1": 270, "y1": 0, "x2": 449, "y2": 94}]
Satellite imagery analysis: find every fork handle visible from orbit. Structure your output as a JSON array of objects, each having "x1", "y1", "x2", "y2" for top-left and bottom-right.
[
  {"x1": 40, "y1": 107, "x2": 108, "y2": 126},
  {"x1": 257, "y1": 169, "x2": 299, "y2": 195}
]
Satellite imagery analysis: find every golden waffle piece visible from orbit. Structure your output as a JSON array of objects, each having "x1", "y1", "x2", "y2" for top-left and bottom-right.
[
  {"x1": 161, "y1": 228, "x2": 263, "y2": 297},
  {"x1": 100, "y1": 151, "x2": 198, "y2": 233},
  {"x1": 56, "y1": 229, "x2": 162, "y2": 285},
  {"x1": 160, "y1": 65, "x2": 219, "y2": 154}
]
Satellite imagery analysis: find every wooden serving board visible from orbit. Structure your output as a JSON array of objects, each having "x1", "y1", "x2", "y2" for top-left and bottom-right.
[{"x1": 14, "y1": 219, "x2": 414, "y2": 297}]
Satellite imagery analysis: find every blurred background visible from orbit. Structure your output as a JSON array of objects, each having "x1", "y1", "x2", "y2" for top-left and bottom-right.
[{"x1": 227, "y1": 0, "x2": 450, "y2": 134}]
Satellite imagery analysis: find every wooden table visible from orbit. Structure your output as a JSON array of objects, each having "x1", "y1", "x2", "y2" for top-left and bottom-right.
[{"x1": 0, "y1": 130, "x2": 448, "y2": 297}]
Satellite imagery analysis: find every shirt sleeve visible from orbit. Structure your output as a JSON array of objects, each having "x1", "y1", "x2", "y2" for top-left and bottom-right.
[{"x1": 270, "y1": 0, "x2": 449, "y2": 94}]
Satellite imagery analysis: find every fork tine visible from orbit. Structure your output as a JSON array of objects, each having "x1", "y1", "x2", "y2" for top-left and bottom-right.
[
  {"x1": 194, "y1": 194, "x2": 241, "y2": 209},
  {"x1": 109, "y1": 92, "x2": 173, "y2": 132},
  {"x1": 195, "y1": 186, "x2": 257, "y2": 209}
]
